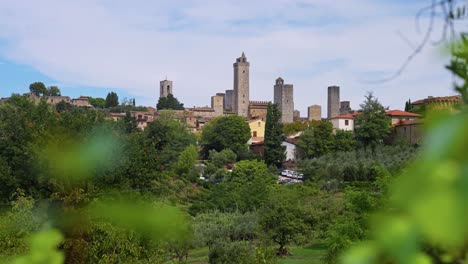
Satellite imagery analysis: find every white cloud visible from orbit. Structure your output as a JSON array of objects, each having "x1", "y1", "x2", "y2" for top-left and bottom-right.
[{"x1": 0, "y1": 0, "x2": 457, "y2": 115}]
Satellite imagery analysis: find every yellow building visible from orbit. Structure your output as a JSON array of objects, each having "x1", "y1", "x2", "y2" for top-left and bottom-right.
[{"x1": 248, "y1": 119, "x2": 265, "y2": 142}]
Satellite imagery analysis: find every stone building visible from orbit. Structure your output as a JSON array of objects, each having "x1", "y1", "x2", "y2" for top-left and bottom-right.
[
  {"x1": 248, "y1": 101, "x2": 269, "y2": 120},
  {"x1": 71, "y1": 96, "x2": 92, "y2": 107},
  {"x1": 225, "y1": 90, "x2": 234, "y2": 111},
  {"x1": 308, "y1": 105, "x2": 321, "y2": 121},
  {"x1": 293, "y1": 110, "x2": 300, "y2": 121},
  {"x1": 233, "y1": 52, "x2": 250, "y2": 117},
  {"x1": 273, "y1": 77, "x2": 294, "y2": 124},
  {"x1": 340, "y1": 101, "x2": 351, "y2": 115},
  {"x1": 411, "y1": 95, "x2": 461, "y2": 111},
  {"x1": 47, "y1": 96, "x2": 72, "y2": 105},
  {"x1": 327, "y1": 86, "x2": 340, "y2": 119},
  {"x1": 392, "y1": 120, "x2": 422, "y2": 145},
  {"x1": 211, "y1": 94, "x2": 224, "y2": 115},
  {"x1": 160, "y1": 79, "x2": 173, "y2": 98}
]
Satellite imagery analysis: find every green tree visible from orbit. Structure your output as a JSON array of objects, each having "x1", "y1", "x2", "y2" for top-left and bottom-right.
[
  {"x1": 174, "y1": 145, "x2": 199, "y2": 180},
  {"x1": 156, "y1": 94, "x2": 184, "y2": 110},
  {"x1": 201, "y1": 115, "x2": 251, "y2": 158},
  {"x1": 404, "y1": 98, "x2": 412, "y2": 112},
  {"x1": 264, "y1": 103, "x2": 285, "y2": 168},
  {"x1": 259, "y1": 188, "x2": 311, "y2": 255},
  {"x1": 105, "y1": 92, "x2": 119, "y2": 108},
  {"x1": 122, "y1": 111, "x2": 138, "y2": 134},
  {"x1": 297, "y1": 121, "x2": 334, "y2": 159},
  {"x1": 283, "y1": 121, "x2": 308, "y2": 135},
  {"x1": 333, "y1": 130, "x2": 356, "y2": 152},
  {"x1": 89, "y1": 97, "x2": 106, "y2": 108},
  {"x1": 55, "y1": 101, "x2": 72, "y2": 113},
  {"x1": 47, "y1": 86, "x2": 61, "y2": 96},
  {"x1": 190, "y1": 160, "x2": 276, "y2": 214},
  {"x1": 29, "y1": 82, "x2": 48, "y2": 96},
  {"x1": 354, "y1": 92, "x2": 391, "y2": 151}
]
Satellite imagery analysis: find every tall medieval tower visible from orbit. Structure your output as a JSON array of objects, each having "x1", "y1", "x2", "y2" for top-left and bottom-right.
[
  {"x1": 160, "y1": 79, "x2": 173, "y2": 98},
  {"x1": 233, "y1": 52, "x2": 250, "y2": 117},
  {"x1": 327, "y1": 85, "x2": 340, "y2": 119},
  {"x1": 274, "y1": 77, "x2": 294, "y2": 124}
]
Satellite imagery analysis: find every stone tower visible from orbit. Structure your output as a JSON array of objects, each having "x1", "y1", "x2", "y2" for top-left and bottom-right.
[
  {"x1": 225, "y1": 90, "x2": 234, "y2": 111},
  {"x1": 327, "y1": 86, "x2": 340, "y2": 119},
  {"x1": 274, "y1": 77, "x2": 294, "y2": 123},
  {"x1": 233, "y1": 52, "x2": 250, "y2": 117},
  {"x1": 160, "y1": 79, "x2": 173, "y2": 98},
  {"x1": 308, "y1": 105, "x2": 322, "y2": 121},
  {"x1": 340, "y1": 101, "x2": 351, "y2": 115},
  {"x1": 211, "y1": 94, "x2": 224, "y2": 116}
]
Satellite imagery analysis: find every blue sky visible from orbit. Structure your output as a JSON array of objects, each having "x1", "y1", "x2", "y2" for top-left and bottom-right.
[{"x1": 0, "y1": 0, "x2": 458, "y2": 116}]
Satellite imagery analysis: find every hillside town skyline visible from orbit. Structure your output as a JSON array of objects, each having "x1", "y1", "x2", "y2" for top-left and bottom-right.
[
  {"x1": 0, "y1": 1, "x2": 460, "y2": 115},
  {"x1": 0, "y1": 51, "x2": 460, "y2": 120}
]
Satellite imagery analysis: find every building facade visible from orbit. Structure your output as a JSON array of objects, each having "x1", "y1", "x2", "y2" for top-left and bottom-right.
[
  {"x1": 330, "y1": 114, "x2": 355, "y2": 131},
  {"x1": 233, "y1": 52, "x2": 250, "y2": 117},
  {"x1": 248, "y1": 101, "x2": 269, "y2": 120},
  {"x1": 327, "y1": 86, "x2": 340, "y2": 119},
  {"x1": 273, "y1": 77, "x2": 294, "y2": 123}
]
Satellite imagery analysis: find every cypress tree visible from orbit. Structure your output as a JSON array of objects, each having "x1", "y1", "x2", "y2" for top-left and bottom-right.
[{"x1": 264, "y1": 103, "x2": 285, "y2": 168}]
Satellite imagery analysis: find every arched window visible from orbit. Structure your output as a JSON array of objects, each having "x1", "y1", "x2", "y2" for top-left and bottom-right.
[{"x1": 167, "y1": 85, "x2": 170, "y2": 94}]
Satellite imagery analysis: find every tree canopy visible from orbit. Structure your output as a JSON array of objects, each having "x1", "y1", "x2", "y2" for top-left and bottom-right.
[
  {"x1": 29, "y1": 82, "x2": 48, "y2": 96},
  {"x1": 105, "y1": 92, "x2": 119, "y2": 108},
  {"x1": 201, "y1": 115, "x2": 251, "y2": 158},
  {"x1": 47, "y1": 86, "x2": 61, "y2": 96},
  {"x1": 156, "y1": 94, "x2": 184, "y2": 110},
  {"x1": 354, "y1": 92, "x2": 391, "y2": 150}
]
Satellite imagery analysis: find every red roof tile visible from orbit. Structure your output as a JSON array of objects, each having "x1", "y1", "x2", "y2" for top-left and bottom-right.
[
  {"x1": 329, "y1": 113, "x2": 360, "y2": 119},
  {"x1": 386, "y1": 110, "x2": 421, "y2": 117}
]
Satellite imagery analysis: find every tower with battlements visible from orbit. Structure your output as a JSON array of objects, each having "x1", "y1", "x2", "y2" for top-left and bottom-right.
[
  {"x1": 160, "y1": 79, "x2": 173, "y2": 98},
  {"x1": 274, "y1": 77, "x2": 294, "y2": 123},
  {"x1": 233, "y1": 52, "x2": 250, "y2": 117}
]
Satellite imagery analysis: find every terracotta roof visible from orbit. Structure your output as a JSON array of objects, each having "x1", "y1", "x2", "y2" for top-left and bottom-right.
[
  {"x1": 386, "y1": 110, "x2": 421, "y2": 117},
  {"x1": 330, "y1": 113, "x2": 360, "y2": 119},
  {"x1": 412, "y1": 95, "x2": 461, "y2": 105}
]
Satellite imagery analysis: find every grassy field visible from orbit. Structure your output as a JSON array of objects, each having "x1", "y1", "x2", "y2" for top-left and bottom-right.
[
  {"x1": 278, "y1": 244, "x2": 327, "y2": 264},
  {"x1": 180, "y1": 244, "x2": 327, "y2": 264}
]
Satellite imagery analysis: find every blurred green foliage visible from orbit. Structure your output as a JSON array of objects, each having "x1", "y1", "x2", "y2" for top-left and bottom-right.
[{"x1": 341, "y1": 36, "x2": 468, "y2": 264}]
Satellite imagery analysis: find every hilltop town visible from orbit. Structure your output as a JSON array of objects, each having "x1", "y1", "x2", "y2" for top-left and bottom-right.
[{"x1": 1, "y1": 52, "x2": 461, "y2": 153}]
